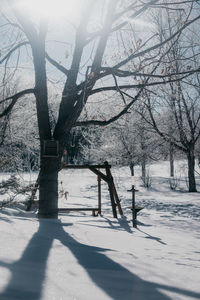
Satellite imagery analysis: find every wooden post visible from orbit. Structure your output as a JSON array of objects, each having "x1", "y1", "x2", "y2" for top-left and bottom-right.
[
  {"x1": 97, "y1": 174, "x2": 101, "y2": 215},
  {"x1": 60, "y1": 163, "x2": 121, "y2": 218},
  {"x1": 104, "y1": 162, "x2": 117, "y2": 218}
]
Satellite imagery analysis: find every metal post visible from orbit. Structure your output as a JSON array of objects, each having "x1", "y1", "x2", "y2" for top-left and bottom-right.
[
  {"x1": 131, "y1": 185, "x2": 137, "y2": 228},
  {"x1": 130, "y1": 163, "x2": 137, "y2": 228}
]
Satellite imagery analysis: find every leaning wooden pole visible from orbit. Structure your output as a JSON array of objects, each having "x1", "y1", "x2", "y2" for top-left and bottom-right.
[
  {"x1": 112, "y1": 183, "x2": 123, "y2": 215},
  {"x1": 104, "y1": 162, "x2": 117, "y2": 218}
]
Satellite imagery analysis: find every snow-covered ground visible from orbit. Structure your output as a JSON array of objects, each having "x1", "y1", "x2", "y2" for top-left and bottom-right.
[{"x1": 0, "y1": 160, "x2": 200, "y2": 300}]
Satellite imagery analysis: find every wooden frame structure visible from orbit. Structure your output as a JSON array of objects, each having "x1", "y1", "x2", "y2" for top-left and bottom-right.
[{"x1": 58, "y1": 161, "x2": 123, "y2": 218}]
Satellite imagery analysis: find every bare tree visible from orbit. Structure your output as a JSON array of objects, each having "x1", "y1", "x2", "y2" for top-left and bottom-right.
[
  {"x1": 0, "y1": 0, "x2": 200, "y2": 217},
  {"x1": 139, "y1": 6, "x2": 200, "y2": 191}
]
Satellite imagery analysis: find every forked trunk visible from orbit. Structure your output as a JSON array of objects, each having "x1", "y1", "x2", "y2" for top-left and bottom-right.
[
  {"x1": 187, "y1": 150, "x2": 197, "y2": 192},
  {"x1": 38, "y1": 156, "x2": 61, "y2": 218}
]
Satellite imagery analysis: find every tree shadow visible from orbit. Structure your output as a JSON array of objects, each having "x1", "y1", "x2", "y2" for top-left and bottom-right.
[
  {"x1": 0, "y1": 220, "x2": 200, "y2": 300},
  {"x1": 101, "y1": 216, "x2": 133, "y2": 233},
  {"x1": 136, "y1": 228, "x2": 167, "y2": 245},
  {"x1": 77, "y1": 216, "x2": 133, "y2": 234},
  {"x1": 0, "y1": 220, "x2": 56, "y2": 300},
  {"x1": 0, "y1": 215, "x2": 13, "y2": 223}
]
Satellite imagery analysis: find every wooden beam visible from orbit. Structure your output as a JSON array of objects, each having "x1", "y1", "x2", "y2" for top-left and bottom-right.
[
  {"x1": 89, "y1": 166, "x2": 108, "y2": 182},
  {"x1": 58, "y1": 207, "x2": 99, "y2": 216},
  {"x1": 62, "y1": 164, "x2": 111, "y2": 169}
]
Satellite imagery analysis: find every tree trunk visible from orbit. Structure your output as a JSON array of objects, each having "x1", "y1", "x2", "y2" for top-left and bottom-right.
[
  {"x1": 141, "y1": 160, "x2": 146, "y2": 179},
  {"x1": 187, "y1": 150, "x2": 197, "y2": 192},
  {"x1": 169, "y1": 141, "x2": 174, "y2": 177},
  {"x1": 37, "y1": 156, "x2": 61, "y2": 218},
  {"x1": 141, "y1": 155, "x2": 146, "y2": 185},
  {"x1": 130, "y1": 162, "x2": 134, "y2": 177}
]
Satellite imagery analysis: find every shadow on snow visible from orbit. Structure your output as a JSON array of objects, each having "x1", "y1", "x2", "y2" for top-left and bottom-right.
[{"x1": 0, "y1": 220, "x2": 199, "y2": 300}]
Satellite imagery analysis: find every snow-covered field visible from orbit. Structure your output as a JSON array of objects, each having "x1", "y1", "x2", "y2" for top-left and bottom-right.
[{"x1": 0, "y1": 160, "x2": 200, "y2": 300}]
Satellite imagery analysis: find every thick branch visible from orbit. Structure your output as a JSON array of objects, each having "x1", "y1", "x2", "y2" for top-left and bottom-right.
[
  {"x1": 74, "y1": 87, "x2": 144, "y2": 127},
  {"x1": 91, "y1": 0, "x2": 117, "y2": 74},
  {"x1": 45, "y1": 53, "x2": 69, "y2": 76},
  {"x1": 66, "y1": 2, "x2": 93, "y2": 86}
]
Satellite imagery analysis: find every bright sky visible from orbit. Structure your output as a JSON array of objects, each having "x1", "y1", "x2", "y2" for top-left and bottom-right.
[{"x1": 17, "y1": 0, "x2": 83, "y2": 22}]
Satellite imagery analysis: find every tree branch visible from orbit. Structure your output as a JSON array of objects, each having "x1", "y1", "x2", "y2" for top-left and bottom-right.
[
  {"x1": 0, "y1": 41, "x2": 29, "y2": 65},
  {"x1": 100, "y1": 66, "x2": 200, "y2": 79},
  {"x1": 45, "y1": 52, "x2": 69, "y2": 76},
  {"x1": 0, "y1": 88, "x2": 35, "y2": 118},
  {"x1": 113, "y1": 14, "x2": 200, "y2": 70},
  {"x1": 74, "y1": 86, "x2": 144, "y2": 127},
  {"x1": 89, "y1": 72, "x2": 193, "y2": 96},
  {"x1": 86, "y1": 0, "x2": 159, "y2": 45},
  {"x1": 91, "y1": 0, "x2": 117, "y2": 74}
]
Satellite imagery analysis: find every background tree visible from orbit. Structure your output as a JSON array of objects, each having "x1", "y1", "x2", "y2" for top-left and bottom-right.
[{"x1": 139, "y1": 6, "x2": 200, "y2": 192}]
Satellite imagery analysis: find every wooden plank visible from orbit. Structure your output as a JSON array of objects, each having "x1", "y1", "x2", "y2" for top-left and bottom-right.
[
  {"x1": 61, "y1": 164, "x2": 111, "y2": 169},
  {"x1": 58, "y1": 208, "x2": 99, "y2": 212},
  {"x1": 58, "y1": 208, "x2": 99, "y2": 216}
]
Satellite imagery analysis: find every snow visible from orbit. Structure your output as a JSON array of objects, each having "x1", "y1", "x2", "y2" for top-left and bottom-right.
[{"x1": 0, "y1": 161, "x2": 200, "y2": 300}]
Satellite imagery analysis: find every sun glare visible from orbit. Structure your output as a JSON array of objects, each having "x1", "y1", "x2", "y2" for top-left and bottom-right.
[{"x1": 18, "y1": 0, "x2": 81, "y2": 21}]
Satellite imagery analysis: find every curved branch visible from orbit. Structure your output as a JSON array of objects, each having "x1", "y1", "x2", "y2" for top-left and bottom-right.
[
  {"x1": 143, "y1": 97, "x2": 187, "y2": 153},
  {"x1": 0, "y1": 88, "x2": 35, "y2": 118},
  {"x1": 89, "y1": 72, "x2": 193, "y2": 96},
  {"x1": 74, "y1": 86, "x2": 144, "y2": 127},
  {"x1": 0, "y1": 41, "x2": 29, "y2": 65}
]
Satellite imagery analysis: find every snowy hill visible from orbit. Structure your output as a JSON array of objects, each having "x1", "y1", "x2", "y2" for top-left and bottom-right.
[{"x1": 0, "y1": 161, "x2": 200, "y2": 300}]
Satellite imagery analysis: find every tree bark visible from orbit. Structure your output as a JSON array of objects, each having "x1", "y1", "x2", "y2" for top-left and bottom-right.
[
  {"x1": 37, "y1": 156, "x2": 61, "y2": 218},
  {"x1": 187, "y1": 149, "x2": 197, "y2": 192}
]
